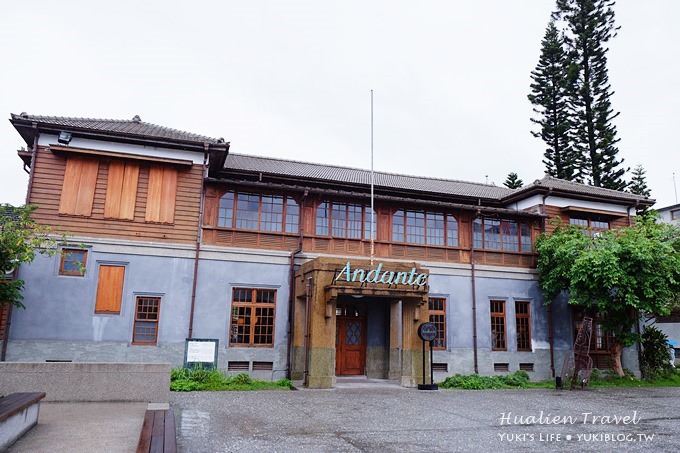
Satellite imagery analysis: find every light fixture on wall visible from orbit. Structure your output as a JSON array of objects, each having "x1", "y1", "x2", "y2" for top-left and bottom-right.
[{"x1": 58, "y1": 131, "x2": 72, "y2": 145}]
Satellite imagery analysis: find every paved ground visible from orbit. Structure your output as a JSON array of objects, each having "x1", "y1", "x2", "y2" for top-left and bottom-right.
[
  {"x1": 8, "y1": 402, "x2": 147, "y2": 453},
  {"x1": 171, "y1": 385, "x2": 680, "y2": 452}
]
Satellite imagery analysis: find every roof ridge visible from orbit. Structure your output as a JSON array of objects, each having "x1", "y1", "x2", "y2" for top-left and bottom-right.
[
  {"x1": 229, "y1": 152, "x2": 507, "y2": 190},
  {"x1": 12, "y1": 113, "x2": 221, "y2": 142}
]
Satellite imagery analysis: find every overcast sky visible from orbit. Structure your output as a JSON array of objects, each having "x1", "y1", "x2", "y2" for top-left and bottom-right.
[{"x1": 1, "y1": 1, "x2": 678, "y2": 208}]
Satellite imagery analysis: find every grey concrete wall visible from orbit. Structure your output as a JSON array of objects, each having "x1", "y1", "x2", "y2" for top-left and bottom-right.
[{"x1": 0, "y1": 362, "x2": 170, "y2": 402}]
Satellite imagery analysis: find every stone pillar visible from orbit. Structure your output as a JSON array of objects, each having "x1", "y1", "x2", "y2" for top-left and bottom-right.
[
  {"x1": 400, "y1": 298, "x2": 428, "y2": 387},
  {"x1": 388, "y1": 299, "x2": 402, "y2": 380}
]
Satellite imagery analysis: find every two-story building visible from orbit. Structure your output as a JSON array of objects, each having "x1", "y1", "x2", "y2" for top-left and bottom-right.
[{"x1": 2, "y1": 113, "x2": 654, "y2": 387}]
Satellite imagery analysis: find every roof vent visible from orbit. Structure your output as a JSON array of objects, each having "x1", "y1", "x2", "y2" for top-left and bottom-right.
[{"x1": 132, "y1": 115, "x2": 141, "y2": 123}]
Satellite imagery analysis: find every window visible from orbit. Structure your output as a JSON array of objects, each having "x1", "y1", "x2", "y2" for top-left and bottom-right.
[
  {"x1": 59, "y1": 249, "x2": 87, "y2": 276},
  {"x1": 145, "y1": 165, "x2": 178, "y2": 224},
  {"x1": 104, "y1": 161, "x2": 139, "y2": 220},
  {"x1": 132, "y1": 296, "x2": 160, "y2": 345},
  {"x1": 473, "y1": 217, "x2": 532, "y2": 252},
  {"x1": 94, "y1": 265, "x2": 125, "y2": 314},
  {"x1": 218, "y1": 191, "x2": 298, "y2": 233},
  {"x1": 230, "y1": 288, "x2": 276, "y2": 347},
  {"x1": 569, "y1": 217, "x2": 610, "y2": 236},
  {"x1": 392, "y1": 210, "x2": 458, "y2": 246},
  {"x1": 428, "y1": 297, "x2": 446, "y2": 350},
  {"x1": 515, "y1": 301, "x2": 531, "y2": 351},
  {"x1": 490, "y1": 300, "x2": 506, "y2": 350},
  {"x1": 59, "y1": 156, "x2": 99, "y2": 216},
  {"x1": 316, "y1": 202, "x2": 374, "y2": 239},
  {"x1": 671, "y1": 209, "x2": 680, "y2": 221}
]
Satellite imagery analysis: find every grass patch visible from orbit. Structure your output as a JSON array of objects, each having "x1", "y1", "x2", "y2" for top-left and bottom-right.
[
  {"x1": 439, "y1": 368, "x2": 680, "y2": 390},
  {"x1": 170, "y1": 366, "x2": 293, "y2": 392}
]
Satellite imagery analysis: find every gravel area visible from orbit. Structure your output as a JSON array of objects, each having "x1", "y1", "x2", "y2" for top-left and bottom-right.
[{"x1": 171, "y1": 386, "x2": 680, "y2": 452}]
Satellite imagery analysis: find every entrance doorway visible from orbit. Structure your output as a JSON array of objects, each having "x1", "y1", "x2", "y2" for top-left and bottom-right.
[{"x1": 335, "y1": 300, "x2": 367, "y2": 376}]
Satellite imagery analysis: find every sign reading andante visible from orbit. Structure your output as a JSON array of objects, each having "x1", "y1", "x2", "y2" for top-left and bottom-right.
[{"x1": 334, "y1": 261, "x2": 428, "y2": 287}]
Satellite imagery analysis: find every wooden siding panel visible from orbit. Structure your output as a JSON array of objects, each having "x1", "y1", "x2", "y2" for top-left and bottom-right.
[{"x1": 28, "y1": 149, "x2": 201, "y2": 244}]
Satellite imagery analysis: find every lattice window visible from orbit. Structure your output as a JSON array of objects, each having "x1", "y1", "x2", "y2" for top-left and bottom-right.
[
  {"x1": 428, "y1": 297, "x2": 447, "y2": 350},
  {"x1": 316, "y1": 201, "x2": 373, "y2": 239},
  {"x1": 474, "y1": 217, "x2": 533, "y2": 252},
  {"x1": 490, "y1": 300, "x2": 506, "y2": 350},
  {"x1": 133, "y1": 296, "x2": 160, "y2": 345},
  {"x1": 393, "y1": 210, "x2": 458, "y2": 247},
  {"x1": 570, "y1": 217, "x2": 610, "y2": 237},
  {"x1": 515, "y1": 301, "x2": 531, "y2": 351},
  {"x1": 230, "y1": 288, "x2": 276, "y2": 347},
  {"x1": 219, "y1": 191, "x2": 298, "y2": 233}
]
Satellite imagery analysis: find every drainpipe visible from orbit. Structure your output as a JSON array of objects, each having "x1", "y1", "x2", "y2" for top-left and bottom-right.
[
  {"x1": 303, "y1": 277, "x2": 312, "y2": 386},
  {"x1": 542, "y1": 188, "x2": 555, "y2": 378},
  {"x1": 187, "y1": 148, "x2": 209, "y2": 339},
  {"x1": 286, "y1": 190, "x2": 307, "y2": 379},
  {"x1": 470, "y1": 209, "x2": 480, "y2": 374}
]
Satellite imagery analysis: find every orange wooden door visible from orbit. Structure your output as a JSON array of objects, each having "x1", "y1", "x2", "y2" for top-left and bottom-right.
[{"x1": 335, "y1": 317, "x2": 366, "y2": 376}]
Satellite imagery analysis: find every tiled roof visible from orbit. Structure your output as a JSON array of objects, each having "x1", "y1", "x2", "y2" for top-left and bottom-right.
[
  {"x1": 224, "y1": 153, "x2": 513, "y2": 200},
  {"x1": 10, "y1": 113, "x2": 225, "y2": 145},
  {"x1": 515, "y1": 175, "x2": 653, "y2": 203}
]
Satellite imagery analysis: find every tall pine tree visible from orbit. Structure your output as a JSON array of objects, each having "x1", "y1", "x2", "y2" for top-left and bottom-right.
[
  {"x1": 528, "y1": 21, "x2": 580, "y2": 181},
  {"x1": 553, "y1": 0, "x2": 628, "y2": 190},
  {"x1": 504, "y1": 172, "x2": 524, "y2": 189}
]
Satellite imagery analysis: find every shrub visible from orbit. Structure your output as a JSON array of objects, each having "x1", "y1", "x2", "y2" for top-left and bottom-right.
[
  {"x1": 440, "y1": 371, "x2": 530, "y2": 390},
  {"x1": 640, "y1": 326, "x2": 673, "y2": 380}
]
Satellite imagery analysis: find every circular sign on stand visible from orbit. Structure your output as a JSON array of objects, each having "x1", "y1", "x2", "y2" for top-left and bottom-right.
[
  {"x1": 418, "y1": 322, "x2": 438, "y2": 342},
  {"x1": 417, "y1": 322, "x2": 439, "y2": 390}
]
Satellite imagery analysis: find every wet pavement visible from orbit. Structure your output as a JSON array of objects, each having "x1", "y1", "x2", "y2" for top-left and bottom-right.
[{"x1": 171, "y1": 386, "x2": 680, "y2": 452}]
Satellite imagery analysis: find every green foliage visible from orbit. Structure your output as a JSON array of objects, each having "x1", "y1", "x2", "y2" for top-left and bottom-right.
[
  {"x1": 503, "y1": 172, "x2": 524, "y2": 189},
  {"x1": 528, "y1": 21, "x2": 579, "y2": 181},
  {"x1": 440, "y1": 371, "x2": 530, "y2": 390},
  {"x1": 1, "y1": 204, "x2": 67, "y2": 308},
  {"x1": 547, "y1": 0, "x2": 627, "y2": 190},
  {"x1": 536, "y1": 217, "x2": 680, "y2": 375},
  {"x1": 640, "y1": 326, "x2": 673, "y2": 380},
  {"x1": 170, "y1": 366, "x2": 293, "y2": 392}
]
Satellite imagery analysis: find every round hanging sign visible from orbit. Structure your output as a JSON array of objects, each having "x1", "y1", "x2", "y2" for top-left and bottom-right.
[{"x1": 418, "y1": 322, "x2": 438, "y2": 342}]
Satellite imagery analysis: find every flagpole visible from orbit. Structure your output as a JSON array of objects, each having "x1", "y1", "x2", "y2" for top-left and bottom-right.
[{"x1": 370, "y1": 89, "x2": 375, "y2": 265}]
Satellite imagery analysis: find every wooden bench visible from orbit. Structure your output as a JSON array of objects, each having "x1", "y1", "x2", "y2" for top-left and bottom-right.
[
  {"x1": 136, "y1": 406, "x2": 177, "y2": 453},
  {"x1": 0, "y1": 392, "x2": 46, "y2": 450}
]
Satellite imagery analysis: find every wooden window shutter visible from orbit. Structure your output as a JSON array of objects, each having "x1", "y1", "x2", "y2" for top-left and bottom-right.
[
  {"x1": 104, "y1": 161, "x2": 140, "y2": 220},
  {"x1": 95, "y1": 265, "x2": 125, "y2": 314},
  {"x1": 145, "y1": 166, "x2": 178, "y2": 223},
  {"x1": 59, "y1": 157, "x2": 99, "y2": 216}
]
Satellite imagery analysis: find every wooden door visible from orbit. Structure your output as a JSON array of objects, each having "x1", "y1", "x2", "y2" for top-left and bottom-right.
[{"x1": 335, "y1": 317, "x2": 366, "y2": 376}]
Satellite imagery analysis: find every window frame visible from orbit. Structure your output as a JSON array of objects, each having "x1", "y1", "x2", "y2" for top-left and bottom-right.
[
  {"x1": 315, "y1": 201, "x2": 374, "y2": 239},
  {"x1": 515, "y1": 300, "x2": 532, "y2": 351},
  {"x1": 428, "y1": 297, "x2": 447, "y2": 350},
  {"x1": 473, "y1": 217, "x2": 532, "y2": 252},
  {"x1": 392, "y1": 209, "x2": 458, "y2": 247},
  {"x1": 132, "y1": 295, "x2": 161, "y2": 345},
  {"x1": 569, "y1": 217, "x2": 610, "y2": 236},
  {"x1": 59, "y1": 248, "x2": 88, "y2": 276},
  {"x1": 218, "y1": 190, "x2": 299, "y2": 234},
  {"x1": 229, "y1": 288, "x2": 277, "y2": 347},
  {"x1": 490, "y1": 300, "x2": 507, "y2": 351}
]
